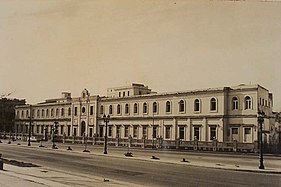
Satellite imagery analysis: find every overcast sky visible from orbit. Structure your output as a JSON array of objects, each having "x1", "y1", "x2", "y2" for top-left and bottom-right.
[{"x1": 0, "y1": 0, "x2": 280, "y2": 110}]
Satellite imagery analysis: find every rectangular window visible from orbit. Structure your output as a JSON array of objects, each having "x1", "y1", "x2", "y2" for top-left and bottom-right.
[
  {"x1": 108, "y1": 126, "x2": 112, "y2": 137},
  {"x1": 99, "y1": 126, "x2": 104, "y2": 137},
  {"x1": 194, "y1": 127, "x2": 200, "y2": 140},
  {"x1": 116, "y1": 126, "x2": 120, "y2": 137},
  {"x1": 73, "y1": 128, "x2": 77, "y2": 136},
  {"x1": 37, "y1": 125, "x2": 40, "y2": 134},
  {"x1": 124, "y1": 126, "x2": 129, "y2": 137},
  {"x1": 179, "y1": 127, "x2": 185, "y2": 139},
  {"x1": 142, "y1": 126, "x2": 147, "y2": 138},
  {"x1": 60, "y1": 126, "x2": 64, "y2": 135},
  {"x1": 41, "y1": 125, "x2": 44, "y2": 134},
  {"x1": 19, "y1": 125, "x2": 22, "y2": 133},
  {"x1": 31, "y1": 125, "x2": 34, "y2": 134},
  {"x1": 74, "y1": 107, "x2": 77, "y2": 116},
  {"x1": 67, "y1": 126, "x2": 71, "y2": 136},
  {"x1": 119, "y1": 92, "x2": 121, "y2": 97},
  {"x1": 165, "y1": 126, "x2": 171, "y2": 139},
  {"x1": 133, "y1": 126, "x2": 138, "y2": 138},
  {"x1": 244, "y1": 128, "x2": 251, "y2": 135},
  {"x1": 232, "y1": 128, "x2": 238, "y2": 134},
  {"x1": 90, "y1": 106, "x2": 94, "y2": 115},
  {"x1": 100, "y1": 106, "x2": 104, "y2": 115},
  {"x1": 152, "y1": 126, "x2": 157, "y2": 138},
  {"x1": 89, "y1": 128, "x2": 93, "y2": 137},
  {"x1": 123, "y1": 92, "x2": 125, "y2": 97},
  {"x1": 128, "y1": 91, "x2": 130, "y2": 96},
  {"x1": 210, "y1": 127, "x2": 217, "y2": 140}
]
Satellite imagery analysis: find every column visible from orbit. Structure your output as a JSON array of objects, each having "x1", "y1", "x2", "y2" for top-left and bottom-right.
[
  {"x1": 186, "y1": 118, "x2": 191, "y2": 141},
  {"x1": 202, "y1": 118, "x2": 207, "y2": 141},
  {"x1": 218, "y1": 119, "x2": 224, "y2": 142},
  {"x1": 173, "y1": 118, "x2": 177, "y2": 140}
]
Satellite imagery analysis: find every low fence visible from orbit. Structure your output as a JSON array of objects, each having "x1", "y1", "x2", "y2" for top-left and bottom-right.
[{"x1": 0, "y1": 132, "x2": 262, "y2": 153}]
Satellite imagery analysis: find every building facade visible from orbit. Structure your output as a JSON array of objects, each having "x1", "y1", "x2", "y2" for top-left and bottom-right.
[{"x1": 15, "y1": 83, "x2": 274, "y2": 150}]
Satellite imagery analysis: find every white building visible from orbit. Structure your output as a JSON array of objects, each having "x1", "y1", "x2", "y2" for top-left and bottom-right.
[{"x1": 15, "y1": 83, "x2": 274, "y2": 151}]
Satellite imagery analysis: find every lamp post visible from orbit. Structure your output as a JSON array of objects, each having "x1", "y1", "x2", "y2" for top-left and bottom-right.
[
  {"x1": 103, "y1": 114, "x2": 110, "y2": 154},
  {"x1": 52, "y1": 121, "x2": 58, "y2": 149},
  {"x1": 83, "y1": 133, "x2": 90, "y2": 152},
  {"x1": 28, "y1": 105, "x2": 32, "y2": 146},
  {"x1": 257, "y1": 110, "x2": 265, "y2": 169},
  {"x1": 44, "y1": 126, "x2": 47, "y2": 141},
  {"x1": 279, "y1": 124, "x2": 281, "y2": 153},
  {"x1": 152, "y1": 112, "x2": 155, "y2": 149}
]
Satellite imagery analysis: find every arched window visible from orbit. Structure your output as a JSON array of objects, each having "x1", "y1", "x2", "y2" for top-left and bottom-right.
[
  {"x1": 232, "y1": 97, "x2": 238, "y2": 110},
  {"x1": 46, "y1": 109, "x2": 49, "y2": 117},
  {"x1": 245, "y1": 96, "x2": 252, "y2": 110},
  {"x1": 179, "y1": 100, "x2": 185, "y2": 112},
  {"x1": 143, "y1": 103, "x2": 148, "y2": 114},
  {"x1": 153, "y1": 102, "x2": 158, "y2": 113},
  {"x1": 41, "y1": 109, "x2": 45, "y2": 118},
  {"x1": 68, "y1": 108, "x2": 71, "y2": 116},
  {"x1": 125, "y1": 104, "x2": 129, "y2": 114},
  {"x1": 166, "y1": 101, "x2": 171, "y2": 113},
  {"x1": 51, "y1": 109, "x2": 54, "y2": 117},
  {"x1": 56, "y1": 108, "x2": 59, "y2": 116},
  {"x1": 21, "y1": 110, "x2": 24, "y2": 118},
  {"x1": 210, "y1": 98, "x2": 217, "y2": 111},
  {"x1": 26, "y1": 110, "x2": 29, "y2": 118},
  {"x1": 37, "y1": 109, "x2": 40, "y2": 117},
  {"x1": 100, "y1": 105, "x2": 104, "y2": 115},
  {"x1": 134, "y1": 103, "x2": 138, "y2": 114},
  {"x1": 194, "y1": 99, "x2": 200, "y2": 112},
  {"x1": 109, "y1": 105, "x2": 113, "y2": 115},
  {"x1": 61, "y1": 108, "x2": 64, "y2": 116},
  {"x1": 117, "y1": 104, "x2": 121, "y2": 114}
]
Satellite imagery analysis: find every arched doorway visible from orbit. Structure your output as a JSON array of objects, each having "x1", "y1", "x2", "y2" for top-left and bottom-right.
[{"x1": 81, "y1": 121, "x2": 86, "y2": 136}]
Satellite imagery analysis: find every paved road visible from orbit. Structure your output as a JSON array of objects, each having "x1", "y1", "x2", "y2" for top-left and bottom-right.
[{"x1": 0, "y1": 143, "x2": 280, "y2": 187}]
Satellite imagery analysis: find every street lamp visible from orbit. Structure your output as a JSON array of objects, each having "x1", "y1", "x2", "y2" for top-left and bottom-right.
[
  {"x1": 83, "y1": 133, "x2": 90, "y2": 152},
  {"x1": 103, "y1": 114, "x2": 110, "y2": 154},
  {"x1": 52, "y1": 121, "x2": 58, "y2": 149},
  {"x1": 152, "y1": 113, "x2": 155, "y2": 149},
  {"x1": 44, "y1": 126, "x2": 47, "y2": 141},
  {"x1": 257, "y1": 110, "x2": 265, "y2": 169}
]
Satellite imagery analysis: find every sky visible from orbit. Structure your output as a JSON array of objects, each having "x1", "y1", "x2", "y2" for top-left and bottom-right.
[{"x1": 0, "y1": 0, "x2": 280, "y2": 110}]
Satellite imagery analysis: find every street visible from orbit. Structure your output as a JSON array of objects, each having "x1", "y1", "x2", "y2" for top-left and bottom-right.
[{"x1": 0, "y1": 141, "x2": 280, "y2": 187}]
